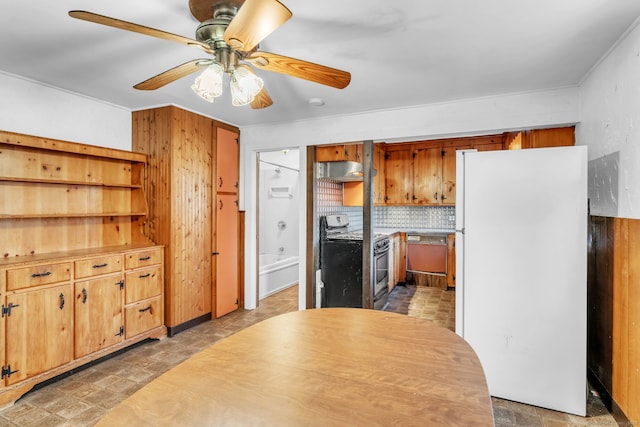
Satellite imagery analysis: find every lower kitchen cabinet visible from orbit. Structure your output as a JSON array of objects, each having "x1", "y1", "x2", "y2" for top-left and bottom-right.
[
  {"x1": 5, "y1": 284, "x2": 74, "y2": 386},
  {"x1": 125, "y1": 298, "x2": 163, "y2": 338},
  {"x1": 0, "y1": 245, "x2": 165, "y2": 406},
  {"x1": 390, "y1": 233, "x2": 406, "y2": 287},
  {"x1": 74, "y1": 274, "x2": 124, "y2": 359},
  {"x1": 447, "y1": 234, "x2": 456, "y2": 288}
]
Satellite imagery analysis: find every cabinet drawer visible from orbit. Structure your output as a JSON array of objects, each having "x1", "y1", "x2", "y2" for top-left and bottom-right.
[
  {"x1": 7, "y1": 262, "x2": 72, "y2": 290},
  {"x1": 125, "y1": 248, "x2": 162, "y2": 270},
  {"x1": 125, "y1": 297, "x2": 162, "y2": 338},
  {"x1": 125, "y1": 266, "x2": 162, "y2": 304},
  {"x1": 75, "y1": 255, "x2": 123, "y2": 279}
]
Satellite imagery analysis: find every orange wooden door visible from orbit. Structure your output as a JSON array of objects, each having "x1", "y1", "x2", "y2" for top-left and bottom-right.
[
  {"x1": 215, "y1": 193, "x2": 239, "y2": 318},
  {"x1": 216, "y1": 127, "x2": 239, "y2": 193}
]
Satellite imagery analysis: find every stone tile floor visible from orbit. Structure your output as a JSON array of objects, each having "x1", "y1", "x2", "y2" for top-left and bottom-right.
[
  {"x1": 0, "y1": 286, "x2": 298, "y2": 427},
  {"x1": 0, "y1": 284, "x2": 620, "y2": 426},
  {"x1": 388, "y1": 284, "x2": 619, "y2": 427}
]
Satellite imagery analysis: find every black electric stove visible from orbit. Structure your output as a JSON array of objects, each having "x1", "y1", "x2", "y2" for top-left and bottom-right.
[{"x1": 319, "y1": 215, "x2": 389, "y2": 310}]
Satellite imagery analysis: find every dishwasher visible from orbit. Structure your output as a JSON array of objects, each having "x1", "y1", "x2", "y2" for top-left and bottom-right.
[{"x1": 406, "y1": 233, "x2": 447, "y2": 275}]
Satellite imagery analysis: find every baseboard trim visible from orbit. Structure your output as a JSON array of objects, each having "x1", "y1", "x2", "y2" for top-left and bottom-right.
[
  {"x1": 588, "y1": 369, "x2": 633, "y2": 427},
  {"x1": 167, "y1": 313, "x2": 212, "y2": 337}
]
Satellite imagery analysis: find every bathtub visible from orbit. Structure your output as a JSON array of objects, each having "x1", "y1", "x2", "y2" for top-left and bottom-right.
[{"x1": 259, "y1": 254, "x2": 299, "y2": 299}]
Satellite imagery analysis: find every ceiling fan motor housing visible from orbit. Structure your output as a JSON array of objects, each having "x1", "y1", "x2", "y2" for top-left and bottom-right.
[{"x1": 196, "y1": 5, "x2": 247, "y2": 72}]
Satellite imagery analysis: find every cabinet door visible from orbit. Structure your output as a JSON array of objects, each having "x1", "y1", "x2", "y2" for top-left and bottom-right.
[
  {"x1": 215, "y1": 193, "x2": 239, "y2": 318},
  {"x1": 529, "y1": 127, "x2": 575, "y2": 148},
  {"x1": 447, "y1": 234, "x2": 456, "y2": 287},
  {"x1": 373, "y1": 144, "x2": 386, "y2": 204},
  {"x1": 344, "y1": 143, "x2": 363, "y2": 163},
  {"x1": 397, "y1": 233, "x2": 407, "y2": 283},
  {"x1": 216, "y1": 127, "x2": 239, "y2": 193},
  {"x1": 74, "y1": 276, "x2": 124, "y2": 358},
  {"x1": 388, "y1": 237, "x2": 396, "y2": 292},
  {"x1": 413, "y1": 147, "x2": 442, "y2": 204},
  {"x1": 315, "y1": 144, "x2": 345, "y2": 162},
  {"x1": 474, "y1": 142, "x2": 504, "y2": 151},
  {"x1": 384, "y1": 149, "x2": 412, "y2": 204},
  {"x1": 442, "y1": 145, "x2": 472, "y2": 206},
  {"x1": 5, "y1": 284, "x2": 74, "y2": 385},
  {"x1": 125, "y1": 297, "x2": 163, "y2": 339}
]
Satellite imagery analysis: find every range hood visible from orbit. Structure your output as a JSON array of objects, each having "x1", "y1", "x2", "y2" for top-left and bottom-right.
[{"x1": 318, "y1": 161, "x2": 364, "y2": 182}]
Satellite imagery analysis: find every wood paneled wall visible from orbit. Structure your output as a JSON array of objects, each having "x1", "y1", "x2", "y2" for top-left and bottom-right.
[
  {"x1": 588, "y1": 216, "x2": 640, "y2": 424},
  {"x1": 132, "y1": 106, "x2": 213, "y2": 328}
]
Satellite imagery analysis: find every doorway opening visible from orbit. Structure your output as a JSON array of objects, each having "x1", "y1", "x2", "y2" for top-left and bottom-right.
[{"x1": 257, "y1": 149, "x2": 300, "y2": 301}]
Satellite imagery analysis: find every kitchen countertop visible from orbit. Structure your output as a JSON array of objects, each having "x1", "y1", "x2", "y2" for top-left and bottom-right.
[{"x1": 375, "y1": 228, "x2": 455, "y2": 236}]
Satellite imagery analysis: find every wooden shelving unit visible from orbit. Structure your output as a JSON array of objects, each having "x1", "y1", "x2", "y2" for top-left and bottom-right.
[
  {"x1": 0, "y1": 131, "x2": 150, "y2": 258},
  {"x1": 0, "y1": 130, "x2": 165, "y2": 408}
]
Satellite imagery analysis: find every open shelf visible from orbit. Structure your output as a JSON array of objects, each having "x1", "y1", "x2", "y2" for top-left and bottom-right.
[
  {"x1": 0, "y1": 176, "x2": 143, "y2": 188},
  {"x1": 0, "y1": 130, "x2": 152, "y2": 259},
  {"x1": 0, "y1": 212, "x2": 148, "y2": 219}
]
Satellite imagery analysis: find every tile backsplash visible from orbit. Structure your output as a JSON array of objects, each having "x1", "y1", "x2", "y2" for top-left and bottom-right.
[
  {"x1": 316, "y1": 179, "x2": 363, "y2": 230},
  {"x1": 374, "y1": 205, "x2": 455, "y2": 230},
  {"x1": 316, "y1": 179, "x2": 455, "y2": 231}
]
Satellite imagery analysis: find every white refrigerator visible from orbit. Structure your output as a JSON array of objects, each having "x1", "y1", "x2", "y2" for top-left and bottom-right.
[{"x1": 455, "y1": 146, "x2": 587, "y2": 416}]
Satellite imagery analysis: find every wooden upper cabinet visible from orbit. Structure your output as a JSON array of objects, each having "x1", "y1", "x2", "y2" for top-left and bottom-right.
[
  {"x1": 442, "y1": 145, "x2": 472, "y2": 205},
  {"x1": 506, "y1": 126, "x2": 575, "y2": 150},
  {"x1": 386, "y1": 143, "x2": 470, "y2": 206},
  {"x1": 474, "y1": 141, "x2": 504, "y2": 151},
  {"x1": 413, "y1": 147, "x2": 442, "y2": 204},
  {"x1": 373, "y1": 144, "x2": 386, "y2": 205},
  {"x1": 529, "y1": 127, "x2": 575, "y2": 148},
  {"x1": 316, "y1": 143, "x2": 363, "y2": 163},
  {"x1": 385, "y1": 149, "x2": 412, "y2": 204},
  {"x1": 344, "y1": 144, "x2": 362, "y2": 163},
  {"x1": 216, "y1": 127, "x2": 239, "y2": 193}
]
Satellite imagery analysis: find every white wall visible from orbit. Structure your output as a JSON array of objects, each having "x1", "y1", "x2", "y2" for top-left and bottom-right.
[
  {"x1": 240, "y1": 87, "x2": 582, "y2": 310},
  {"x1": 0, "y1": 72, "x2": 131, "y2": 150},
  {"x1": 258, "y1": 150, "x2": 300, "y2": 257},
  {"x1": 577, "y1": 19, "x2": 640, "y2": 219}
]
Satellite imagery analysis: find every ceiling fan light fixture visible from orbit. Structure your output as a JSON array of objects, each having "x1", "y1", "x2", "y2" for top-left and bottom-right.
[
  {"x1": 230, "y1": 66, "x2": 264, "y2": 106},
  {"x1": 191, "y1": 62, "x2": 224, "y2": 102}
]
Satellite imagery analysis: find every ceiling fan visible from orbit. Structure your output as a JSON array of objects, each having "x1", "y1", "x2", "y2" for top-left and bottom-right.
[{"x1": 69, "y1": 0, "x2": 351, "y2": 109}]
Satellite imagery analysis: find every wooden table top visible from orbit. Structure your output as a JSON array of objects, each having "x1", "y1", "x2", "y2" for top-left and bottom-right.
[{"x1": 96, "y1": 308, "x2": 494, "y2": 426}]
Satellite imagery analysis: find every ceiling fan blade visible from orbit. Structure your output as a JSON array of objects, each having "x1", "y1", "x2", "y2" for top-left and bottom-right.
[
  {"x1": 251, "y1": 87, "x2": 274, "y2": 109},
  {"x1": 134, "y1": 60, "x2": 207, "y2": 90},
  {"x1": 237, "y1": 65, "x2": 273, "y2": 109},
  {"x1": 68, "y1": 10, "x2": 213, "y2": 54},
  {"x1": 247, "y1": 52, "x2": 351, "y2": 89},
  {"x1": 223, "y1": 0, "x2": 292, "y2": 52}
]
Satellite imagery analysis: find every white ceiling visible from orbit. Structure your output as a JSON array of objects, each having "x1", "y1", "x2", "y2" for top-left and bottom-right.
[{"x1": 1, "y1": 0, "x2": 639, "y2": 128}]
